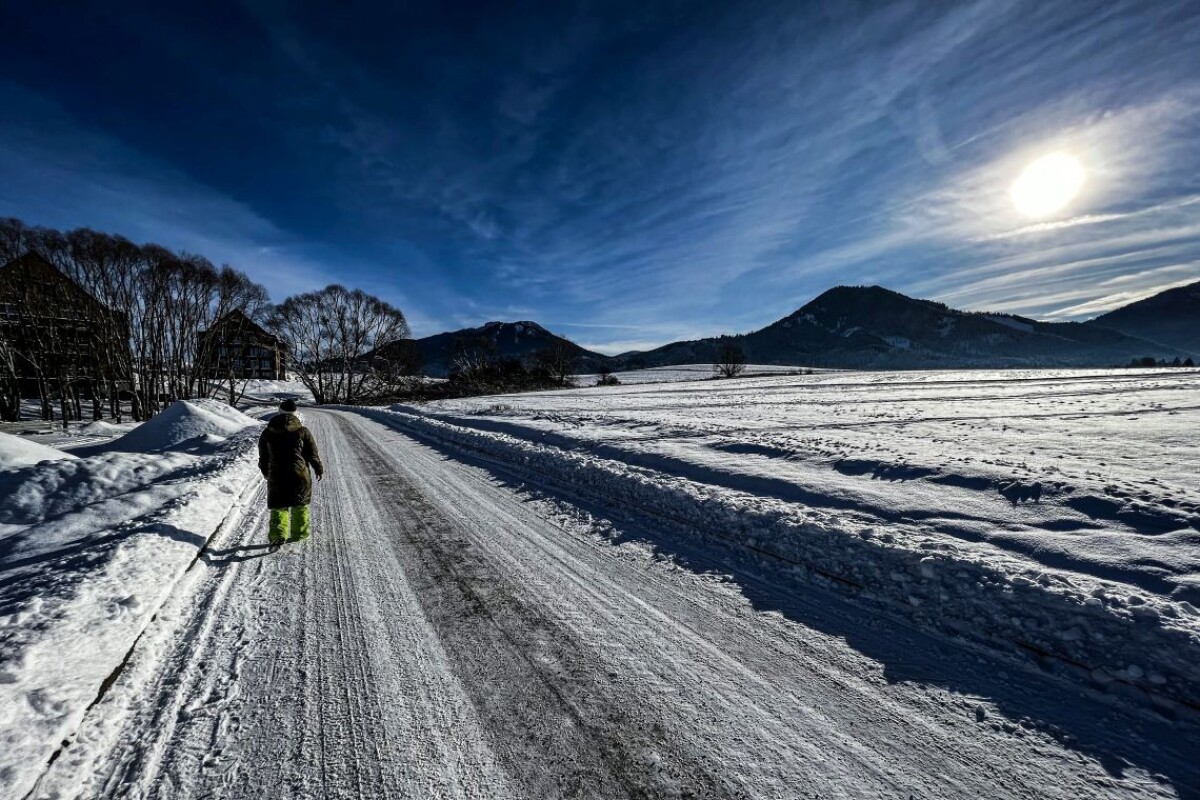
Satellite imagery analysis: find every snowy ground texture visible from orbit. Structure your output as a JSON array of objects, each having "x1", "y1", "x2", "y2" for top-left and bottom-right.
[
  {"x1": 3, "y1": 372, "x2": 1200, "y2": 799},
  {"x1": 388, "y1": 367, "x2": 1200, "y2": 712},
  {"x1": 0, "y1": 400, "x2": 263, "y2": 797},
  {"x1": 23, "y1": 408, "x2": 1200, "y2": 799}
]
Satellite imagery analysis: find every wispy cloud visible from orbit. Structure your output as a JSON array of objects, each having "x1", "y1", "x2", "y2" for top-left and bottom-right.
[
  {"x1": 1042, "y1": 269, "x2": 1200, "y2": 319},
  {"x1": 3, "y1": 1, "x2": 1199, "y2": 348}
]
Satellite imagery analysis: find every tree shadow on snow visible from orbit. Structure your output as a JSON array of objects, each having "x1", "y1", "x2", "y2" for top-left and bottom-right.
[
  {"x1": 0, "y1": 522, "x2": 206, "y2": 590},
  {"x1": 0, "y1": 522, "x2": 209, "y2": 619},
  {"x1": 401, "y1": 432, "x2": 1200, "y2": 800}
]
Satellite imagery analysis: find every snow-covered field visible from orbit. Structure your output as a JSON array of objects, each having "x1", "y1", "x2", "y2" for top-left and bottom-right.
[
  {"x1": 576, "y1": 363, "x2": 822, "y2": 385},
  {"x1": 4, "y1": 370, "x2": 1200, "y2": 798},
  {"x1": 0, "y1": 400, "x2": 263, "y2": 796},
  {"x1": 384, "y1": 367, "x2": 1200, "y2": 710}
]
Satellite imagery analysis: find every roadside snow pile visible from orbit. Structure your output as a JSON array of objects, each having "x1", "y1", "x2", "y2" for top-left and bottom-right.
[
  {"x1": 79, "y1": 419, "x2": 138, "y2": 437},
  {"x1": 108, "y1": 399, "x2": 259, "y2": 452},
  {"x1": 0, "y1": 431, "x2": 77, "y2": 468},
  {"x1": 0, "y1": 420, "x2": 263, "y2": 799},
  {"x1": 0, "y1": 451, "x2": 194, "y2": 525},
  {"x1": 372, "y1": 367, "x2": 1200, "y2": 712}
]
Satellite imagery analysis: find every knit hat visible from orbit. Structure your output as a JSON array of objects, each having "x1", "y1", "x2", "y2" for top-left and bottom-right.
[{"x1": 280, "y1": 399, "x2": 298, "y2": 413}]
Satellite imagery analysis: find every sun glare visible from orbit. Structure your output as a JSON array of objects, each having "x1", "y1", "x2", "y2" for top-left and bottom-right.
[{"x1": 1009, "y1": 152, "x2": 1086, "y2": 218}]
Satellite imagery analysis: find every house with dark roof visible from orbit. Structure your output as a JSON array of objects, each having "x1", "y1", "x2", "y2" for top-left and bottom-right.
[
  {"x1": 197, "y1": 309, "x2": 288, "y2": 380},
  {"x1": 0, "y1": 252, "x2": 130, "y2": 410}
]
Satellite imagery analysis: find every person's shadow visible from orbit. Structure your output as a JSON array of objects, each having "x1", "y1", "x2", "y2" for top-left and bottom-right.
[{"x1": 203, "y1": 543, "x2": 276, "y2": 566}]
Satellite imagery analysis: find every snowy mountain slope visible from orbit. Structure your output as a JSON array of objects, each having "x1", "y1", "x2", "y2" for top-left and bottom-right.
[
  {"x1": 412, "y1": 320, "x2": 611, "y2": 377},
  {"x1": 405, "y1": 282, "x2": 1192, "y2": 378},
  {"x1": 1089, "y1": 280, "x2": 1200, "y2": 355},
  {"x1": 616, "y1": 286, "x2": 1187, "y2": 369}
]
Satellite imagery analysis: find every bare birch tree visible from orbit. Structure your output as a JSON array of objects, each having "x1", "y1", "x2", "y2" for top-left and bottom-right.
[{"x1": 269, "y1": 285, "x2": 411, "y2": 404}]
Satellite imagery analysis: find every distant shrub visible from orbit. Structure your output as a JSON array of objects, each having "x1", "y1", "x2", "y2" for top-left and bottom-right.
[
  {"x1": 595, "y1": 366, "x2": 620, "y2": 386},
  {"x1": 713, "y1": 340, "x2": 746, "y2": 378}
]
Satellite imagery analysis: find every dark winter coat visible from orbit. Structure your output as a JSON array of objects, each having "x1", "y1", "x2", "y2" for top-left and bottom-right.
[{"x1": 258, "y1": 413, "x2": 324, "y2": 509}]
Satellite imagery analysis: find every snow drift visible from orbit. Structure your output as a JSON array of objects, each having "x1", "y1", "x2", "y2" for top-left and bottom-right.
[
  {"x1": 0, "y1": 431, "x2": 77, "y2": 469},
  {"x1": 78, "y1": 420, "x2": 138, "y2": 437},
  {"x1": 371, "y1": 406, "x2": 1200, "y2": 711},
  {"x1": 108, "y1": 399, "x2": 259, "y2": 452}
]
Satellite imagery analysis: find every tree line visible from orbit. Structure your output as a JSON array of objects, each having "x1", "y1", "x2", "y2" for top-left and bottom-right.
[
  {"x1": 1127, "y1": 356, "x2": 1195, "y2": 368},
  {"x1": 0, "y1": 218, "x2": 415, "y2": 422}
]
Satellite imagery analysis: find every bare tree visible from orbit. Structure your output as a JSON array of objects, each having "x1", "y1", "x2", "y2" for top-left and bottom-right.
[
  {"x1": 131, "y1": 250, "x2": 272, "y2": 412},
  {"x1": 269, "y1": 285, "x2": 411, "y2": 404},
  {"x1": 0, "y1": 219, "x2": 30, "y2": 419},
  {"x1": 0, "y1": 218, "x2": 34, "y2": 264},
  {"x1": 61, "y1": 229, "x2": 145, "y2": 419},
  {"x1": 449, "y1": 335, "x2": 500, "y2": 392},
  {"x1": 714, "y1": 339, "x2": 747, "y2": 379},
  {"x1": 532, "y1": 341, "x2": 579, "y2": 388},
  {"x1": 595, "y1": 365, "x2": 620, "y2": 387},
  {"x1": 364, "y1": 338, "x2": 423, "y2": 397},
  {"x1": 1, "y1": 218, "x2": 275, "y2": 422}
]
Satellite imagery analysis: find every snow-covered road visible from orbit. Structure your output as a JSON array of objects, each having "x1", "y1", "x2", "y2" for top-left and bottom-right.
[{"x1": 31, "y1": 409, "x2": 1200, "y2": 799}]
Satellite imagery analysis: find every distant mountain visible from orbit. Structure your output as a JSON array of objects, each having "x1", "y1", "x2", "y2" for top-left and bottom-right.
[
  {"x1": 412, "y1": 321, "x2": 612, "y2": 377},
  {"x1": 400, "y1": 284, "x2": 1193, "y2": 379},
  {"x1": 614, "y1": 285, "x2": 1187, "y2": 370},
  {"x1": 1087, "y1": 281, "x2": 1200, "y2": 355}
]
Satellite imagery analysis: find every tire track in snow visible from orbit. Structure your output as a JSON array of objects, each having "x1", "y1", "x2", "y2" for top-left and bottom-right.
[{"x1": 329, "y1": 414, "x2": 735, "y2": 799}]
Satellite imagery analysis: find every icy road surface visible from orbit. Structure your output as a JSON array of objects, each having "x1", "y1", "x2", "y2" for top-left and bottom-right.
[{"x1": 32, "y1": 409, "x2": 1199, "y2": 799}]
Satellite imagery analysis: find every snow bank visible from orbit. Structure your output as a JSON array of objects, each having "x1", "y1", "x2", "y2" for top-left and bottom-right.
[
  {"x1": 78, "y1": 420, "x2": 137, "y2": 437},
  {"x1": 0, "y1": 432, "x2": 77, "y2": 469},
  {"x1": 0, "y1": 421, "x2": 263, "y2": 798},
  {"x1": 367, "y1": 397, "x2": 1200, "y2": 713},
  {"x1": 0, "y1": 451, "x2": 195, "y2": 526},
  {"x1": 108, "y1": 399, "x2": 258, "y2": 452}
]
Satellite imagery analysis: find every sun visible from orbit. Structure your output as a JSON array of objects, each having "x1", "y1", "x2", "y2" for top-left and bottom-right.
[{"x1": 1009, "y1": 152, "x2": 1086, "y2": 218}]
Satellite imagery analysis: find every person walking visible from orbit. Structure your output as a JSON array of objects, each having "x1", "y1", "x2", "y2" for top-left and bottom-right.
[{"x1": 258, "y1": 399, "x2": 324, "y2": 546}]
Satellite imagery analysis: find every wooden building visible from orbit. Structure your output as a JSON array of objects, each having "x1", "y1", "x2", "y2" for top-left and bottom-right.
[
  {"x1": 0, "y1": 253, "x2": 128, "y2": 412},
  {"x1": 197, "y1": 309, "x2": 288, "y2": 380}
]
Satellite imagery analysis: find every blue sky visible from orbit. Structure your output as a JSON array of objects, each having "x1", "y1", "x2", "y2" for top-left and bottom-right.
[{"x1": 1, "y1": 1, "x2": 1197, "y2": 352}]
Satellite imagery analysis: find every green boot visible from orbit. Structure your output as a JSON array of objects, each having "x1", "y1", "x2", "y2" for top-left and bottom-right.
[
  {"x1": 268, "y1": 508, "x2": 289, "y2": 545},
  {"x1": 289, "y1": 505, "x2": 311, "y2": 542}
]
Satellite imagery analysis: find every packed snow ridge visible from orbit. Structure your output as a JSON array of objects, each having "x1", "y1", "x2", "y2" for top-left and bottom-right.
[{"x1": 105, "y1": 398, "x2": 261, "y2": 452}]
